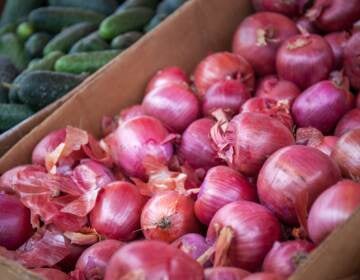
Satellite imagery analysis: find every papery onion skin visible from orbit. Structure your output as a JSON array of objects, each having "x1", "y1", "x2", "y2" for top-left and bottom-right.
[
  {"x1": 296, "y1": 17, "x2": 318, "y2": 34},
  {"x1": 194, "y1": 165, "x2": 256, "y2": 225},
  {"x1": 262, "y1": 240, "x2": 315, "y2": 277},
  {"x1": 306, "y1": 0, "x2": 360, "y2": 32},
  {"x1": 258, "y1": 145, "x2": 341, "y2": 225},
  {"x1": 335, "y1": 109, "x2": 360, "y2": 137},
  {"x1": 324, "y1": 32, "x2": 350, "y2": 69},
  {"x1": 255, "y1": 75, "x2": 300, "y2": 104},
  {"x1": 146, "y1": 66, "x2": 189, "y2": 93},
  {"x1": 205, "y1": 267, "x2": 250, "y2": 280},
  {"x1": 276, "y1": 34, "x2": 334, "y2": 90},
  {"x1": 32, "y1": 268, "x2": 69, "y2": 280},
  {"x1": 57, "y1": 244, "x2": 86, "y2": 272},
  {"x1": 232, "y1": 12, "x2": 298, "y2": 76},
  {"x1": 143, "y1": 85, "x2": 200, "y2": 133},
  {"x1": 0, "y1": 193, "x2": 33, "y2": 250},
  {"x1": 202, "y1": 80, "x2": 250, "y2": 117},
  {"x1": 179, "y1": 118, "x2": 220, "y2": 170},
  {"x1": 172, "y1": 233, "x2": 210, "y2": 262},
  {"x1": 118, "y1": 105, "x2": 146, "y2": 123},
  {"x1": 344, "y1": 33, "x2": 360, "y2": 90},
  {"x1": 251, "y1": 0, "x2": 306, "y2": 17},
  {"x1": 243, "y1": 272, "x2": 285, "y2": 280},
  {"x1": 105, "y1": 116, "x2": 173, "y2": 179},
  {"x1": 308, "y1": 180, "x2": 360, "y2": 244},
  {"x1": 292, "y1": 80, "x2": 353, "y2": 134},
  {"x1": 141, "y1": 191, "x2": 200, "y2": 243},
  {"x1": 194, "y1": 52, "x2": 255, "y2": 96},
  {"x1": 104, "y1": 240, "x2": 204, "y2": 280},
  {"x1": 315, "y1": 136, "x2": 339, "y2": 156},
  {"x1": 90, "y1": 181, "x2": 146, "y2": 241},
  {"x1": 207, "y1": 201, "x2": 281, "y2": 271},
  {"x1": 331, "y1": 129, "x2": 360, "y2": 181},
  {"x1": 75, "y1": 239, "x2": 124, "y2": 280}
]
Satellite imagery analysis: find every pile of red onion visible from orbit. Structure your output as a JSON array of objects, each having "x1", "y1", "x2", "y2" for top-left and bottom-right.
[{"x1": 0, "y1": 2, "x2": 360, "y2": 279}]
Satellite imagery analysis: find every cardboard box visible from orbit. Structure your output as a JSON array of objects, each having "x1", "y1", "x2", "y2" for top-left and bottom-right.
[{"x1": 0, "y1": 0, "x2": 359, "y2": 279}]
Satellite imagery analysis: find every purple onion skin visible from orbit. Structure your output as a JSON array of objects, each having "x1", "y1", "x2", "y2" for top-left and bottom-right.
[
  {"x1": 251, "y1": 0, "x2": 306, "y2": 17},
  {"x1": 335, "y1": 108, "x2": 360, "y2": 137},
  {"x1": 243, "y1": 272, "x2": 285, "y2": 280},
  {"x1": 344, "y1": 33, "x2": 360, "y2": 90},
  {"x1": 205, "y1": 267, "x2": 250, "y2": 280},
  {"x1": 324, "y1": 31, "x2": 350, "y2": 69},
  {"x1": 292, "y1": 80, "x2": 353, "y2": 134}
]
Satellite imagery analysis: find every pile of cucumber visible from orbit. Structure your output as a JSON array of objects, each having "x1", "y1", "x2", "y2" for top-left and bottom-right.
[{"x1": 0, "y1": 0, "x2": 186, "y2": 133}]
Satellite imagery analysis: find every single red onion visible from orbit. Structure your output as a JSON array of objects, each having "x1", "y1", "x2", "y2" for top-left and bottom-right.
[
  {"x1": 306, "y1": 0, "x2": 360, "y2": 32},
  {"x1": 90, "y1": 181, "x2": 146, "y2": 241},
  {"x1": 335, "y1": 108, "x2": 360, "y2": 136},
  {"x1": 119, "y1": 105, "x2": 146, "y2": 123},
  {"x1": 141, "y1": 191, "x2": 200, "y2": 243},
  {"x1": 276, "y1": 34, "x2": 334, "y2": 90},
  {"x1": 255, "y1": 75, "x2": 300, "y2": 104},
  {"x1": 143, "y1": 85, "x2": 200, "y2": 132},
  {"x1": 179, "y1": 118, "x2": 220, "y2": 170},
  {"x1": 0, "y1": 193, "x2": 32, "y2": 250},
  {"x1": 344, "y1": 33, "x2": 360, "y2": 90},
  {"x1": 104, "y1": 240, "x2": 204, "y2": 279},
  {"x1": 262, "y1": 240, "x2": 315, "y2": 277},
  {"x1": 75, "y1": 239, "x2": 124, "y2": 280},
  {"x1": 193, "y1": 52, "x2": 255, "y2": 96},
  {"x1": 194, "y1": 165, "x2": 256, "y2": 225},
  {"x1": 251, "y1": 0, "x2": 308, "y2": 17},
  {"x1": 243, "y1": 272, "x2": 285, "y2": 280},
  {"x1": 32, "y1": 268, "x2": 69, "y2": 280},
  {"x1": 172, "y1": 233, "x2": 210, "y2": 263},
  {"x1": 105, "y1": 116, "x2": 173, "y2": 179},
  {"x1": 308, "y1": 180, "x2": 360, "y2": 244},
  {"x1": 331, "y1": 129, "x2": 360, "y2": 181},
  {"x1": 296, "y1": 17, "x2": 318, "y2": 34},
  {"x1": 202, "y1": 80, "x2": 250, "y2": 117},
  {"x1": 205, "y1": 267, "x2": 250, "y2": 280},
  {"x1": 292, "y1": 80, "x2": 353, "y2": 134},
  {"x1": 212, "y1": 112, "x2": 294, "y2": 176},
  {"x1": 258, "y1": 145, "x2": 341, "y2": 225},
  {"x1": 232, "y1": 12, "x2": 298, "y2": 76},
  {"x1": 240, "y1": 97, "x2": 294, "y2": 130},
  {"x1": 146, "y1": 66, "x2": 189, "y2": 93},
  {"x1": 207, "y1": 201, "x2": 281, "y2": 271},
  {"x1": 324, "y1": 32, "x2": 350, "y2": 69}
]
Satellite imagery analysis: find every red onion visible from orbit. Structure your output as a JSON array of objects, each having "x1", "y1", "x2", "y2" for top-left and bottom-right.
[
  {"x1": 119, "y1": 105, "x2": 146, "y2": 123},
  {"x1": 331, "y1": 129, "x2": 360, "y2": 181},
  {"x1": 75, "y1": 239, "x2": 124, "y2": 280},
  {"x1": 292, "y1": 80, "x2": 353, "y2": 134},
  {"x1": 32, "y1": 268, "x2": 69, "y2": 280},
  {"x1": 146, "y1": 66, "x2": 189, "y2": 93},
  {"x1": 207, "y1": 201, "x2": 281, "y2": 271},
  {"x1": 276, "y1": 34, "x2": 334, "y2": 90},
  {"x1": 202, "y1": 80, "x2": 250, "y2": 117},
  {"x1": 357, "y1": 94, "x2": 360, "y2": 108},
  {"x1": 105, "y1": 116, "x2": 173, "y2": 179},
  {"x1": 262, "y1": 240, "x2": 315, "y2": 277},
  {"x1": 251, "y1": 0, "x2": 308, "y2": 17},
  {"x1": 308, "y1": 180, "x2": 360, "y2": 244},
  {"x1": 243, "y1": 272, "x2": 285, "y2": 280},
  {"x1": 104, "y1": 240, "x2": 204, "y2": 279},
  {"x1": 205, "y1": 267, "x2": 250, "y2": 280},
  {"x1": 324, "y1": 32, "x2": 350, "y2": 69},
  {"x1": 90, "y1": 181, "x2": 146, "y2": 241},
  {"x1": 296, "y1": 17, "x2": 318, "y2": 34},
  {"x1": 306, "y1": 0, "x2": 360, "y2": 32},
  {"x1": 0, "y1": 193, "x2": 32, "y2": 250},
  {"x1": 232, "y1": 12, "x2": 298, "y2": 76},
  {"x1": 194, "y1": 166, "x2": 256, "y2": 225},
  {"x1": 258, "y1": 145, "x2": 341, "y2": 225},
  {"x1": 344, "y1": 33, "x2": 360, "y2": 90},
  {"x1": 172, "y1": 233, "x2": 210, "y2": 263},
  {"x1": 194, "y1": 52, "x2": 255, "y2": 96},
  {"x1": 335, "y1": 109, "x2": 360, "y2": 136},
  {"x1": 255, "y1": 75, "x2": 300, "y2": 104},
  {"x1": 179, "y1": 118, "x2": 220, "y2": 170},
  {"x1": 212, "y1": 112, "x2": 294, "y2": 176},
  {"x1": 240, "y1": 97, "x2": 294, "y2": 130},
  {"x1": 57, "y1": 244, "x2": 85, "y2": 272},
  {"x1": 141, "y1": 191, "x2": 200, "y2": 243},
  {"x1": 143, "y1": 85, "x2": 200, "y2": 132}
]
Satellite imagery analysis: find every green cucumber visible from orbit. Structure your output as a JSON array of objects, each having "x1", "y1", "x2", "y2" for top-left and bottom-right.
[
  {"x1": 25, "y1": 32, "x2": 51, "y2": 58},
  {"x1": 48, "y1": 0, "x2": 118, "y2": 15},
  {"x1": 8, "y1": 73, "x2": 27, "y2": 104},
  {"x1": 0, "y1": 23, "x2": 17, "y2": 36},
  {"x1": 16, "y1": 70, "x2": 87, "y2": 110},
  {"x1": 111, "y1": 31, "x2": 142, "y2": 49},
  {"x1": 26, "y1": 51, "x2": 64, "y2": 71},
  {"x1": 0, "y1": 0, "x2": 44, "y2": 26},
  {"x1": 144, "y1": 13, "x2": 168, "y2": 32},
  {"x1": 16, "y1": 22, "x2": 35, "y2": 41},
  {"x1": 0, "y1": 56, "x2": 19, "y2": 103},
  {"x1": 117, "y1": 0, "x2": 160, "y2": 11},
  {"x1": 99, "y1": 7, "x2": 154, "y2": 40},
  {"x1": 55, "y1": 50, "x2": 120, "y2": 74},
  {"x1": 43, "y1": 22, "x2": 96, "y2": 56},
  {"x1": 157, "y1": 0, "x2": 187, "y2": 15},
  {"x1": 29, "y1": 7, "x2": 105, "y2": 33},
  {"x1": 0, "y1": 33, "x2": 29, "y2": 70},
  {"x1": 0, "y1": 104, "x2": 34, "y2": 132},
  {"x1": 70, "y1": 32, "x2": 109, "y2": 53}
]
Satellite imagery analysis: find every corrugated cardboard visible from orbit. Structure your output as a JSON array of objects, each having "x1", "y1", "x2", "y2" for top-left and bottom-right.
[{"x1": 0, "y1": 0, "x2": 359, "y2": 279}]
